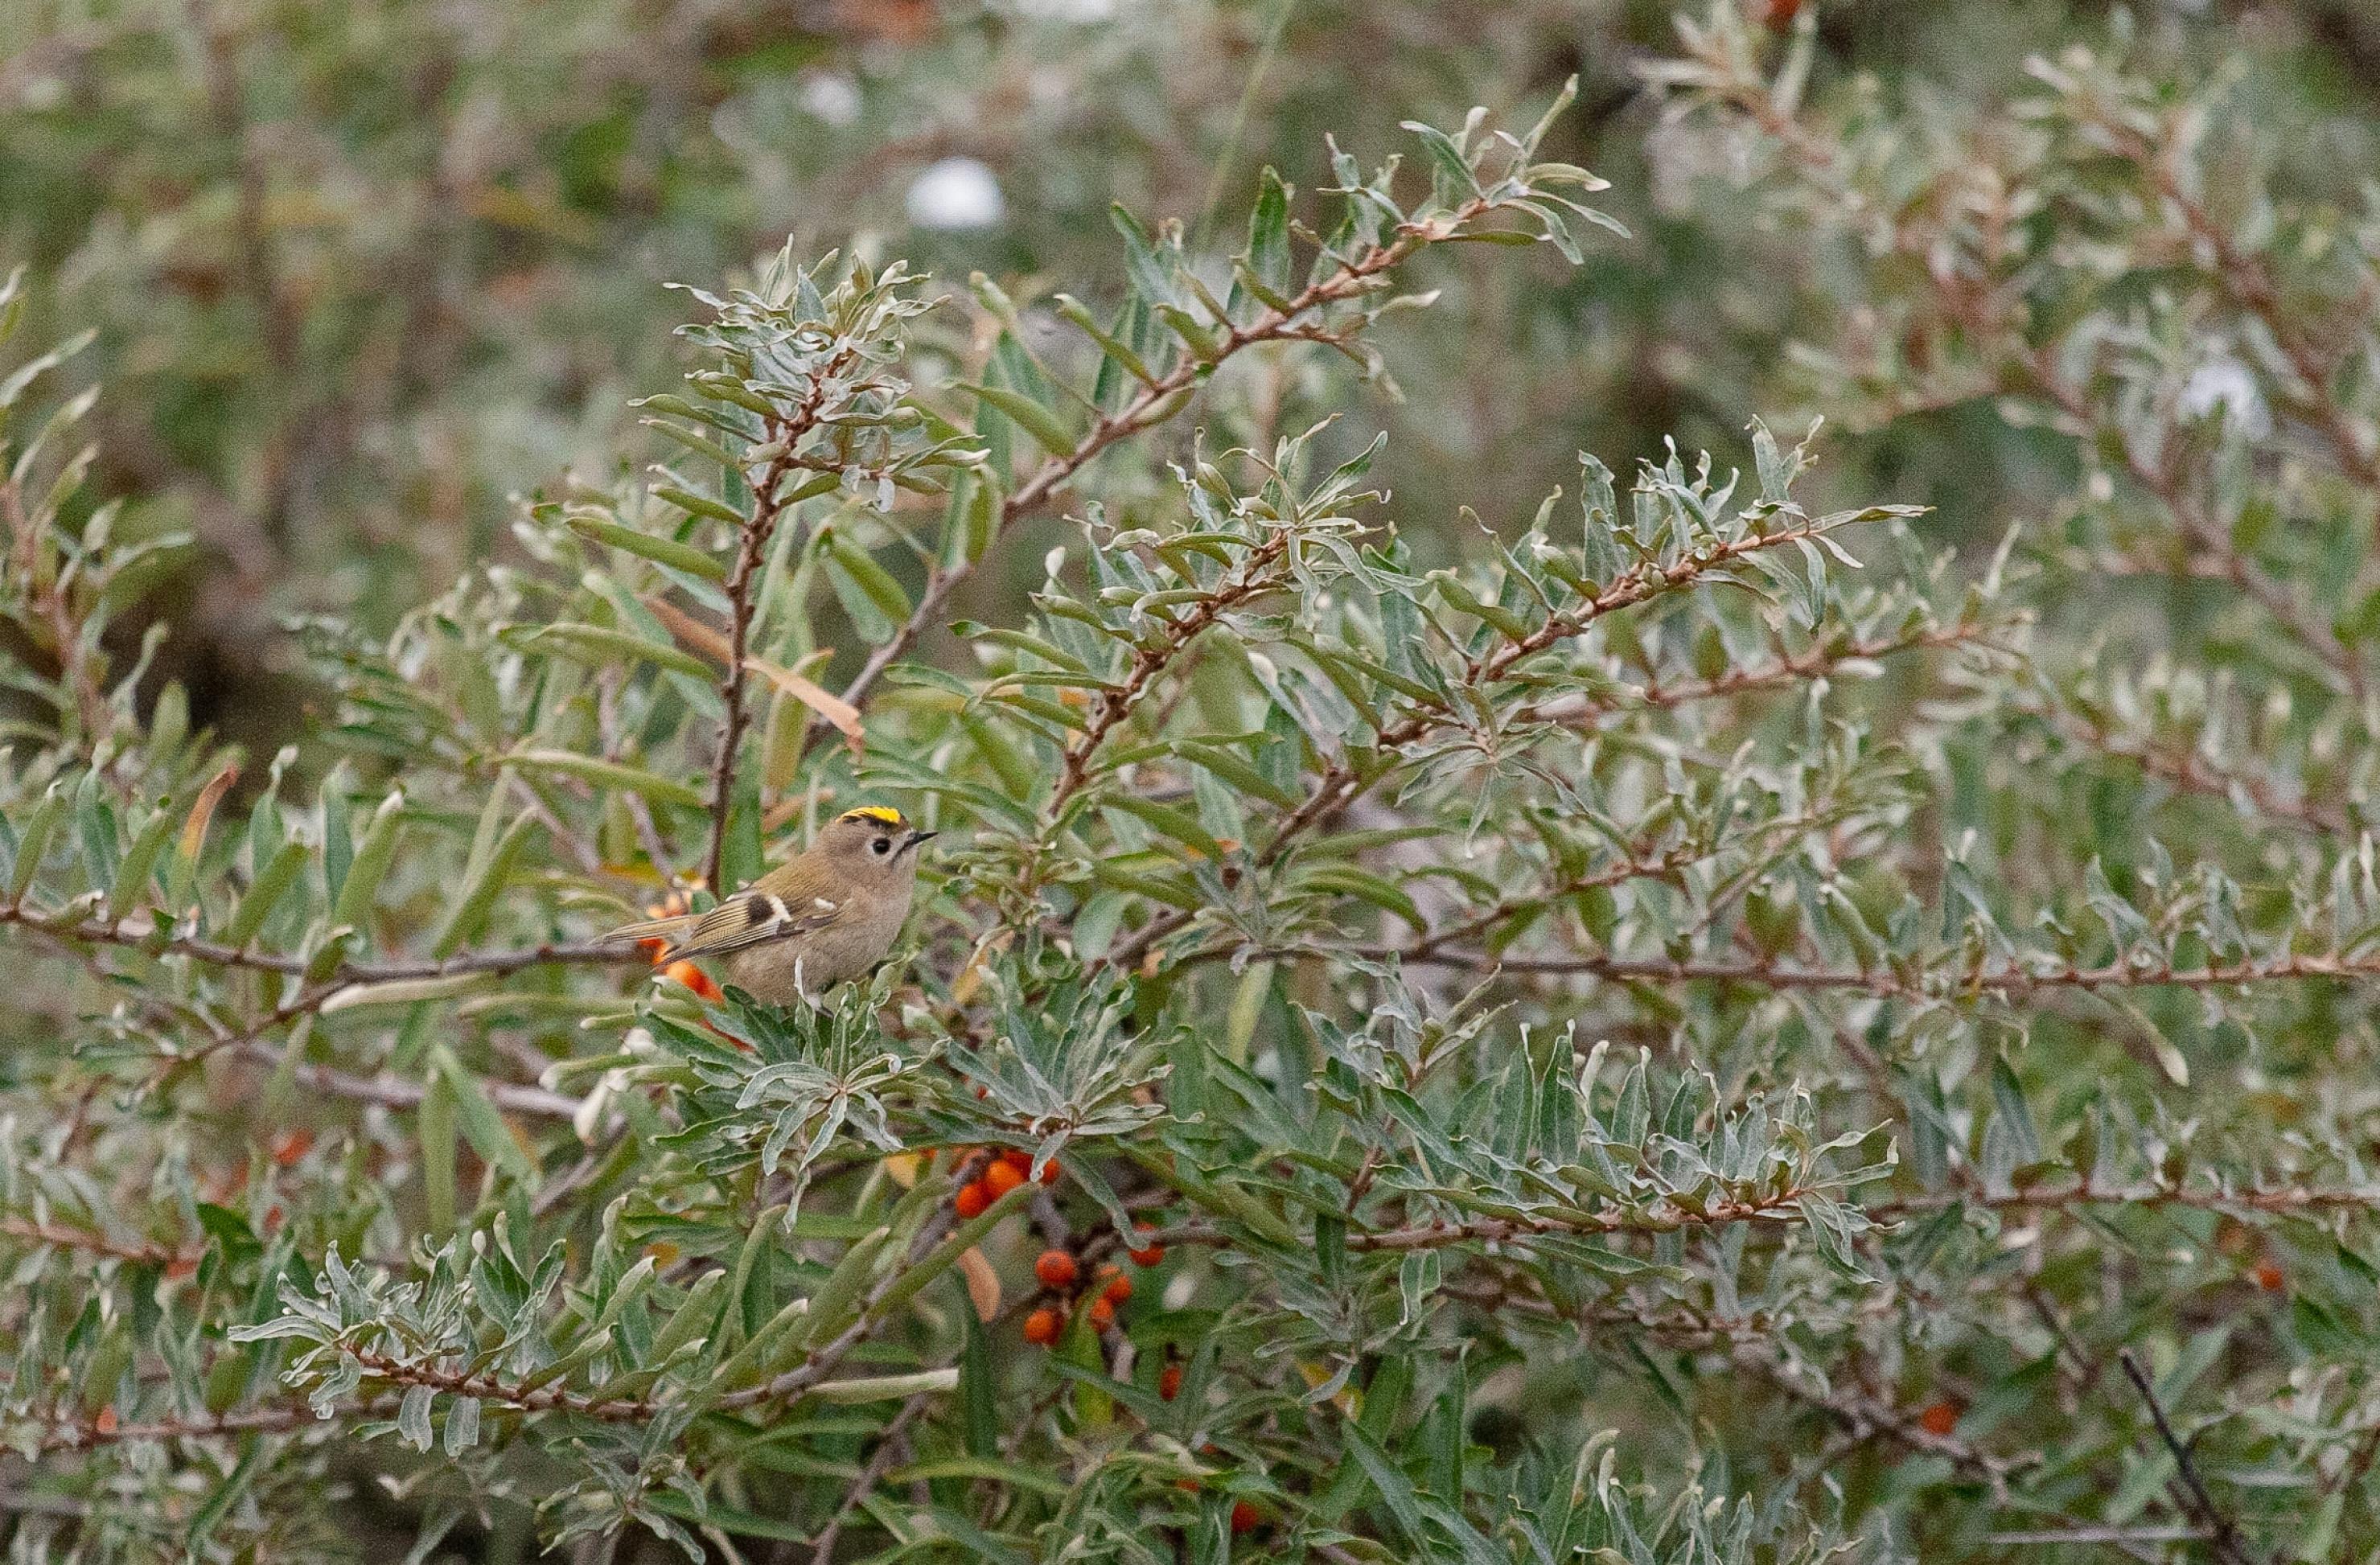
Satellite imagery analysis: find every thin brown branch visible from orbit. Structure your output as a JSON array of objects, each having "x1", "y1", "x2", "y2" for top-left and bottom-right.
[
  {"x1": 1737, "y1": 1344, "x2": 2025, "y2": 1489},
  {"x1": 2112, "y1": 118, "x2": 2380, "y2": 488},
  {"x1": 231, "y1": 1037, "x2": 583, "y2": 1120},
  {"x1": 2004, "y1": 334, "x2": 2368, "y2": 703},
  {"x1": 825, "y1": 198, "x2": 1499, "y2": 729},
  {"x1": 31, "y1": 1394, "x2": 383, "y2": 1453},
  {"x1": 2041, "y1": 699, "x2": 2354, "y2": 836},
  {"x1": 703, "y1": 341, "x2": 864, "y2": 894},
  {"x1": 1137, "y1": 1180, "x2": 2380, "y2": 1261},
  {"x1": 1700, "y1": 48, "x2": 2369, "y2": 702},
  {"x1": 1225, "y1": 941, "x2": 2380, "y2": 1000},
  {"x1": 122, "y1": 1200, "x2": 988, "y2": 1456},
  {"x1": 0, "y1": 902, "x2": 626, "y2": 984},
  {"x1": 1515, "y1": 619, "x2": 2014, "y2": 729},
  {"x1": 1100, "y1": 511, "x2": 1873, "y2": 975},
  {"x1": 0, "y1": 1215, "x2": 197, "y2": 1268},
  {"x1": 806, "y1": 1390, "x2": 933, "y2": 1565},
  {"x1": 1045, "y1": 530, "x2": 1291, "y2": 820},
  {"x1": 2118, "y1": 1348, "x2": 2258, "y2": 1565}
]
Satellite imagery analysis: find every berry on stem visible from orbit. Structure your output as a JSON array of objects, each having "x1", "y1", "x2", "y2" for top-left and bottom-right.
[
  {"x1": 1918, "y1": 1400, "x2": 1960, "y2": 1438},
  {"x1": 1034, "y1": 1250, "x2": 1079, "y2": 1290},
  {"x1": 1159, "y1": 1362, "x2": 1183, "y2": 1401},
  {"x1": 1101, "y1": 1271, "x2": 1132, "y2": 1305},
  {"x1": 1087, "y1": 1295, "x2": 1116, "y2": 1330},
  {"x1": 1230, "y1": 1500, "x2": 1261, "y2": 1534},
  {"x1": 953, "y1": 1180, "x2": 993, "y2": 1220},
  {"x1": 981, "y1": 1160, "x2": 1026, "y2": 1198},
  {"x1": 1128, "y1": 1222, "x2": 1165, "y2": 1267},
  {"x1": 1022, "y1": 1307, "x2": 1062, "y2": 1345},
  {"x1": 662, "y1": 959, "x2": 723, "y2": 1002}
]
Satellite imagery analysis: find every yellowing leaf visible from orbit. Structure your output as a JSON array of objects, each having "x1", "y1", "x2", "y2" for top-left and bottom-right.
[
  {"x1": 179, "y1": 762, "x2": 239, "y2": 866},
  {"x1": 640, "y1": 595, "x2": 734, "y2": 665},
  {"x1": 745, "y1": 655, "x2": 864, "y2": 753}
]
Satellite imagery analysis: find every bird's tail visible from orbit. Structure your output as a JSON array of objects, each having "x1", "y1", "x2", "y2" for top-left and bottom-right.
[{"x1": 602, "y1": 913, "x2": 696, "y2": 948}]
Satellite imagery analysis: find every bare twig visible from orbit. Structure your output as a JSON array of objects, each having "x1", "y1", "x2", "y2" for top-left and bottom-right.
[
  {"x1": 1202, "y1": 941, "x2": 2380, "y2": 1000},
  {"x1": 806, "y1": 1390, "x2": 933, "y2": 1565},
  {"x1": 703, "y1": 341, "x2": 863, "y2": 895},
  {"x1": 2117, "y1": 1348, "x2": 2256, "y2": 1565}
]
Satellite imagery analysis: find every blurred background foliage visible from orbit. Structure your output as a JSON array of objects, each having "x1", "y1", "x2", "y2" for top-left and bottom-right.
[{"x1": 6, "y1": 0, "x2": 2365, "y2": 756}]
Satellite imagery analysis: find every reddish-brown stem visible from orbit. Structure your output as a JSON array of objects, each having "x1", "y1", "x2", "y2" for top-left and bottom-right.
[{"x1": 823, "y1": 201, "x2": 1496, "y2": 731}]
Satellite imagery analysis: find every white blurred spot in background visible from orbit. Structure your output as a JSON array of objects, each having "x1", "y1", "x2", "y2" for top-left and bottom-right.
[
  {"x1": 798, "y1": 72, "x2": 863, "y2": 127},
  {"x1": 906, "y1": 157, "x2": 1007, "y2": 230},
  {"x1": 1013, "y1": 0, "x2": 1118, "y2": 19},
  {"x1": 2178, "y1": 357, "x2": 2272, "y2": 439}
]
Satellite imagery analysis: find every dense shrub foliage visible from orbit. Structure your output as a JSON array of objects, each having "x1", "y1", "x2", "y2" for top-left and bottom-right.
[{"x1": 6, "y1": 6, "x2": 2380, "y2": 1563}]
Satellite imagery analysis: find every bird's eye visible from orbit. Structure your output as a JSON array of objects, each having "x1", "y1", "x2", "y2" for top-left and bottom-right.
[{"x1": 872, "y1": 837, "x2": 891, "y2": 856}]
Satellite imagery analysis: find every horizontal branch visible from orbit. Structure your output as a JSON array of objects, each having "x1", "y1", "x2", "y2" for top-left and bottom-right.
[
  {"x1": 1515, "y1": 619, "x2": 2015, "y2": 729},
  {"x1": 232, "y1": 1038, "x2": 584, "y2": 1120},
  {"x1": 0, "y1": 903, "x2": 627, "y2": 985},
  {"x1": 2039, "y1": 700, "x2": 2353, "y2": 836},
  {"x1": 1232, "y1": 942, "x2": 2380, "y2": 1000},
  {"x1": 31, "y1": 1395, "x2": 368, "y2": 1453},
  {"x1": 1135, "y1": 1180, "x2": 2380, "y2": 1262},
  {"x1": 0, "y1": 1215, "x2": 194, "y2": 1267}
]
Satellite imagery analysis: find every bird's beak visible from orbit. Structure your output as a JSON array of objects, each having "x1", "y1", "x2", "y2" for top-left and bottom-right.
[{"x1": 902, "y1": 828, "x2": 938, "y2": 856}]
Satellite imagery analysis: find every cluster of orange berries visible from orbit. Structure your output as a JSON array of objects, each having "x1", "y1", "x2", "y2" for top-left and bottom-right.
[
  {"x1": 1018, "y1": 1222, "x2": 1167, "y2": 1348},
  {"x1": 942, "y1": 1146, "x2": 1060, "y2": 1219}
]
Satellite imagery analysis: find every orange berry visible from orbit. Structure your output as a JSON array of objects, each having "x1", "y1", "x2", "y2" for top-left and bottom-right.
[
  {"x1": 1034, "y1": 1250, "x2": 1079, "y2": 1290},
  {"x1": 165, "y1": 1256, "x2": 198, "y2": 1281},
  {"x1": 1128, "y1": 1222, "x2": 1165, "y2": 1267},
  {"x1": 269, "y1": 1128, "x2": 314, "y2": 1166},
  {"x1": 981, "y1": 1160, "x2": 1026, "y2": 1199},
  {"x1": 1022, "y1": 1307, "x2": 1063, "y2": 1345},
  {"x1": 952, "y1": 1181, "x2": 993, "y2": 1220},
  {"x1": 93, "y1": 1406, "x2": 118, "y2": 1437},
  {"x1": 1103, "y1": 1272, "x2": 1132, "y2": 1305},
  {"x1": 1036, "y1": 1159, "x2": 1061, "y2": 1185},
  {"x1": 663, "y1": 959, "x2": 723, "y2": 1002},
  {"x1": 1159, "y1": 1363, "x2": 1183, "y2": 1401},
  {"x1": 1087, "y1": 1296, "x2": 1116, "y2": 1330},
  {"x1": 1918, "y1": 1400, "x2": 1959, "y2": 1437},
  {"x1": 999, "y1": 1148, "x2": 1033, "y2": 1173},
  {"x1": 2255, "y1": 1259, "x2": 2286, "y2": 1292},
  {"x1": 1230, "y1": 1500, "x2": 1261, "y2": 1534}
]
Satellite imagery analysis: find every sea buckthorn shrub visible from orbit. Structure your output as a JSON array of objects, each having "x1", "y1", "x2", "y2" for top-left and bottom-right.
[{"x1": 5, "y1": 18, "x2": 2380, "y2": 1563}]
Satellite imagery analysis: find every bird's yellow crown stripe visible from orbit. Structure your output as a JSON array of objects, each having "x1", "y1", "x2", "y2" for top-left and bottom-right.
[{"x1": 841, "y1": 805, "x2": 906, "y2": 826}]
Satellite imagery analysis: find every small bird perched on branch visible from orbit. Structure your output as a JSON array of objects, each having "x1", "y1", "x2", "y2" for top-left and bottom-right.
[{"x1": 607, "y1": 806, "x2": 935, "y2": 1004}]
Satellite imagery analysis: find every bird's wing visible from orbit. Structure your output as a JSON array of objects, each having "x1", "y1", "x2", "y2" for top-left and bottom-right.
[{"x1": 660, "y1": 889, "x2": 846, "y2": 962}]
